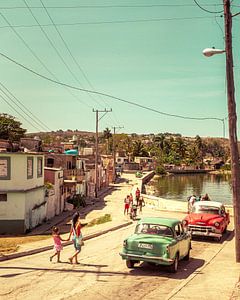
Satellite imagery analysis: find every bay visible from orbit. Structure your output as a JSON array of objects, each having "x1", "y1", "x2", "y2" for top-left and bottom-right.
[{"x1": 148, "y1": 173, "x2": 232, "y2": 205}]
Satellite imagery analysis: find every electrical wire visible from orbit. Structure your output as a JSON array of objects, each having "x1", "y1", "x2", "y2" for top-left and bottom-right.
[
  {"x1": 0, "y1": 11, "x2": 93, "y2": 111},
  {"x1": 23, "y1": 0, "x2": 106, "y2": 110},
  {"x1": 0, "y1": 82, "x2": 51, "y2": 131},
  {"x1": 39, "y1": 0, "x2": 113, "y2": 114},
  {"x1": 0, "y1": 16, "x2": 215, "y2": 29},
  {"x1": 0, "y1": 92, "x2": 42, "y2": 131},
  {"x1": 193, "y1": 0, "x2": 224, "y2": 14},
  {"x1": 0, "y1": 51, "x2": 225, "y2": 124},
  {"x1": 0, "y1": 4, "x2": 223, "y2": 9}
]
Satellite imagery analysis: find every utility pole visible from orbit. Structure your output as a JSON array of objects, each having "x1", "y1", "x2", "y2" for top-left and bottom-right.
[
  {"x1": 224, "y1": 0, "x2": 240, "y2": 262},
  {"x1": 93, "y1": 108, "x2": 112, "y2": 198},
  {"x1": 112, "y1": 126, "x2": 124, "y2": 182}
]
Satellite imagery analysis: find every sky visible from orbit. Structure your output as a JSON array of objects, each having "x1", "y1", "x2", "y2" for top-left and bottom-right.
[{"x1": 0, "y1": 0, "x2": 240, "y2": 138}]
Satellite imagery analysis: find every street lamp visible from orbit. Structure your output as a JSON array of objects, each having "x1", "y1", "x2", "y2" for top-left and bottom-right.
[
  {"x1": 203, "y1": 0, "x2": 240, "y2": 262},
  {"x1": 202, "y1": 47, "x2": 225, "y2": 57}
]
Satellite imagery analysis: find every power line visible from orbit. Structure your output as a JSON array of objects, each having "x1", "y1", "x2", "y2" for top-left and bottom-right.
[
  {"x1": 0, "y1": 10, "x2": 93, "y2": 111},
  {"x1": 39, "y1": 0, "x2": 112, "y2": 113},
  {"x1": 0, "y1": 51, "x2": 225, "y2": 124},
  {"x1": 193, "y1": 0, "x2": 224, "y2": 14},
  {"x1": 0, "y1": 92, "x2": 42, "y2": 131},
  {"x1": 39, "y1": 0, "x2": 121, "y2": 126},
  {"x1": 0, "y1": 82, "x2": 51, "y2": 131},
  {"x1": 0, "y1": 4, "x2": 224, "y2": 9},
  {"x1": 23, "y1": 0, "x2": 107, "y2": 111},
  {"x1": 0, "y1": 16, "x2": 215, "y2": 29}
]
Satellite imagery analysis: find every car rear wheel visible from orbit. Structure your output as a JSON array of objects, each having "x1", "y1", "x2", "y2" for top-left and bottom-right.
[
  {"x1": 168, "y1": 254, "x2": 179, "y2": 273},
  {"x1": 126, "y1": 260, "x2": 135, "y2": 268},
  {"x1": 223, "y1": 226, "x2": 227, "y2": 234}
]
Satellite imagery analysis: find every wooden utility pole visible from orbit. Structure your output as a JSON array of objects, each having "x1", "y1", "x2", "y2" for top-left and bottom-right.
[
  {"x1": 93, "y1": 109, "x2": 112, "y2": 198},
  {"x1": 112, "y1": 126, "x2": 124, "y2": 182},
  {"x1": 224, "y1": 0, "x2": 240, "y2": 262}
]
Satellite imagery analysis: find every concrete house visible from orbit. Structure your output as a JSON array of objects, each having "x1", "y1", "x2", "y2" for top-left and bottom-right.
[
  {"x1": 44, "y1": 167, "x2": 64, "y2": 220},
  {"x1": 0, "y1": 152, "x2": 45, "y2": 234}
]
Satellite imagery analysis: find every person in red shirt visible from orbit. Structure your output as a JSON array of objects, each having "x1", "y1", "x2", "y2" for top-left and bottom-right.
[
  {"x1": 124, "y1": 195, "x2": 130, "y2": 215},
  {"x1": 135, "y1": 187, "x2": 141, "y2": 205}
]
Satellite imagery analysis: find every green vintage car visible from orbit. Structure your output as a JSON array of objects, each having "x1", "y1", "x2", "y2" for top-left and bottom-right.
[{"x1": 120, "y1": 217, "x2": 191, "y2": 272}]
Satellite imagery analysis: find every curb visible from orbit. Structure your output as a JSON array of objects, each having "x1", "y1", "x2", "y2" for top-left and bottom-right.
[{"x1": 0, "y1": 221, "x2": 132, "y2": 262}]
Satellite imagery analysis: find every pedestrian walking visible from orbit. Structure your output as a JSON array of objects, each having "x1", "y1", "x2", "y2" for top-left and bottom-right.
[
  {"x1": 124, "y1": 195, "x2": 130, "y2": 215},
  {"x1": 138, "y1": 196, "x2": 145, "y2": 213},
  {"x1": 188, "y1": 195, "x2": 196, "y2": 212},
  {"x1": 135, "y1": 187, "x2": 141, "y2": 205},
  {"x1": 201, "y1": 193, "x2": 210, "y2": 201},
  {"x1": 67, "y1": 212, "x2": 83, "y2": 264},
  {"x1": 129, "y1": 193, "x2": 133, "y2": 205},
  {"x1": 49, "y1": 226, "x2": 65, "y2": 263}
]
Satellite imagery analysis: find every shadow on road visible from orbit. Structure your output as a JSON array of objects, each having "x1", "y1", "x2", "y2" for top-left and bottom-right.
[
  {"x1": 0, "y1": 256, "x2": 204, "y2": 280},
  {"x1": 128, "y1": 257, "x2": 205, "y2": 280},
  {"x1": 191, "y1": 229, "x2": 234, "y2": 244}
]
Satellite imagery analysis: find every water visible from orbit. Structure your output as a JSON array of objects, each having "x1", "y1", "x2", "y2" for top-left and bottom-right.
[{"x1": 148, "y1": 173, "x2": 233, "y2": 205}]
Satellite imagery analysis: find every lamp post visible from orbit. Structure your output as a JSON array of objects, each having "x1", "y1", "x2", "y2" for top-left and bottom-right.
[{"x1": 203, "y1": 0, "x2": 240, "y2": 262}]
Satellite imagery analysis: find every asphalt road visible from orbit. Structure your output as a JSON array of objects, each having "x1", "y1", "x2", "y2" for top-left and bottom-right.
[{"x1": 0, "y1": 219, "x2": 232, "y2": 300}]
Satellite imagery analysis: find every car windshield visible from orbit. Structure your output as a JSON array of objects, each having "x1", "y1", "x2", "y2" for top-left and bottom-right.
[
  {"x1": 135, "y1": 223, "x2": 173, "y2": 237},
  {"x1": 192, "y1": 205, "x2": 220, "y2": 215}
]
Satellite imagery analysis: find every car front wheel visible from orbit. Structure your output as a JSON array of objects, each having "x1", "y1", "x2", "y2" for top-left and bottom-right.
[
  {"x1": 169, "y1": 254, "x2": 179, "y2": 273},
  {"x1": 126, "y1": 260, "x2": 135, "y2": 268}
]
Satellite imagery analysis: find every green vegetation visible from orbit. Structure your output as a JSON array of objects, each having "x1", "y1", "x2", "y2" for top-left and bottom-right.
[
  {"x1": 0, "y1": 113, "x2": 26, "y2": 141},
  {"x1": 87, "y1": 214, "x2": 112, "y2": 227},
  {"x1": 0, "y1": 235, "x2": 50, "y2": 256}
]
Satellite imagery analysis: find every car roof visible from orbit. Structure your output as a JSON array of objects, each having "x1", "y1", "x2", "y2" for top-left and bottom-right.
[
  {"x1": 138, "y1": 217, "x2": 181, "y2": 228},
  {"x1": 194, "y1": 201, "x2": 223, "y2": 208}
]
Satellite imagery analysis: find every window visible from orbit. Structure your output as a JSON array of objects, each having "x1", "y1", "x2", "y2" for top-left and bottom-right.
[
  {"x1": 47, "y1": 158, "x2": 54, "y2": 168},
  {"x1": 37, "y1": 157, "x2": 43, "y2": 177},
  {"x1": 175, "y1": 224, "x2": 182, "y2": 237},
  {"x1": 27, "y1": 157, "x2": 33, "y2": 179},
  {"x1": 0, "y1": 194, "x2": 7, "y2": 201},
  {"x1": 0, "y1": 157, "x2": 11, "y2": 180}
]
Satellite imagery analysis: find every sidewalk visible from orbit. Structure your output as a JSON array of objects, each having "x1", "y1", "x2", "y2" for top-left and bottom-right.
[{"x1": 0, "y1": 174, "x2": 137, "y2": 261}]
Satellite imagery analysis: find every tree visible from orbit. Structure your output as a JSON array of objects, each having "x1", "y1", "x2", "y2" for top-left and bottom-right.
[
  {"x1": 102, "y1": 127, "x2": 112, "y2": 154},
  {"x1": 0, "y1": 113, "x2": 26, "y2": 141},
  {"x1": 132, "y1": 140, "x2": 149, "y2": 157}
]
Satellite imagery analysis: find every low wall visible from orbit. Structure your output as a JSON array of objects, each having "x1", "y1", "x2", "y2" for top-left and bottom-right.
[{"x1": 142, "y1": 193, "x2": 188, "y2": 213}]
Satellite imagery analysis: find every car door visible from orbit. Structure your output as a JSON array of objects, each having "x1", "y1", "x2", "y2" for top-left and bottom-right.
[
  {"x1": 174, "y1": 224, "x2": 184, "y2": 258},
  {"x1": 180, "y1": 223, "x2": 189, "y2": 256}
]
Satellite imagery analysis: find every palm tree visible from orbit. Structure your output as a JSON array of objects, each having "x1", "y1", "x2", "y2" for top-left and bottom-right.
[
  {"x1": 132, "y1": 140, "x2": 149, "y2": 157},
  {"x1": 103, "y1": 127, "x2": 112, "y2": 154}
]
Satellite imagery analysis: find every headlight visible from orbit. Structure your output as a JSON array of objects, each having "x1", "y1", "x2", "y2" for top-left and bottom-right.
[
  {"x1": 214, "y1": 222, "x2": 220, "y2": 227},
  {"x1": 182, "y1": 220, "x2": 188, "y2": 226},
  {"x1": 123, "y1": 240, "x2": 128, "y2": 247}
]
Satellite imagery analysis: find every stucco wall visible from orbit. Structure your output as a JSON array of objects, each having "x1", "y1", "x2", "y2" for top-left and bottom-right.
[
  {"x1": 0, "y1": 192, "x2": 25, "y2": 220},
  {"x1": 0, "y1": 153, "x2": 44, "y2": 191},
  {"x1": 25, "y1": 187, "x2": 46, "y2": 230}
]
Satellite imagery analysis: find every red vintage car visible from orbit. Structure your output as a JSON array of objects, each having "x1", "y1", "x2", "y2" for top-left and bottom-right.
[{"x1": 183, "y1": 201, "x2": 230, "y2": 241}]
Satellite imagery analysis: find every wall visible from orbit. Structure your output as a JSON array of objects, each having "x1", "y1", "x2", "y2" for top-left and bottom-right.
[
  {"x1": 0, "y1": 192, "x2": 25, "y2": 234},
  {"x1": 25, "y1": 187, "x2": 46, "y2": 230},
  {"x1": 0, "y1": 153, "x2": 44, "y2": 192}
]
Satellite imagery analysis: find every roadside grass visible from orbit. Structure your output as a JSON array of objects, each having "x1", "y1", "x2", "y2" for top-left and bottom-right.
[
  {"x1": 86, "y1": 214, "x2": 112, "y2": 227},
  {"x1": 0, "y1": 235, "x2": 50, "y2": 256}
]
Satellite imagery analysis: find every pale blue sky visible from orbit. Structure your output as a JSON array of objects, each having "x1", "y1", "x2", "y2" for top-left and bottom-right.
[{"x1": 0, "y1": 0, "x2": 240, "y2": 137}]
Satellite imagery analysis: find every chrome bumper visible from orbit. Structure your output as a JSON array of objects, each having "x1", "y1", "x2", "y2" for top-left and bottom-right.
[
  {"x1": 188, "y1": 227, "x2": 222, "y2": 238},
  {"x1": 119, "y1": 252, "x2": 174, "y2": 263}
]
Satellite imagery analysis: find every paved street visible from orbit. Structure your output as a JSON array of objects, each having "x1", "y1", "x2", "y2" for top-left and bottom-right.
[
  {"x1": 0, "y1": 173, "x2": 238, "y2": 300},
  {"x1": 0, "y1": 214, "x2": 234, "y2": 300}
]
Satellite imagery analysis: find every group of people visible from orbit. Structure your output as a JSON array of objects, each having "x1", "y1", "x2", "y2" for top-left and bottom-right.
[
  {"x1": 49, "y1": 211, "x2": 83, "y2": 264},
  {"x1": 124, "y1": 187, "x2": 145, "y2": 217},
  {"x1": 188, "y1": 193, "x2": 211, "y2": 211}
]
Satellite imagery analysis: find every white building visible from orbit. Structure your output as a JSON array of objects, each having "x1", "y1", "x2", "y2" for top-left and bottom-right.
[{"x1": 0, "y1": 153, "x2": 45, "y2": 234}]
